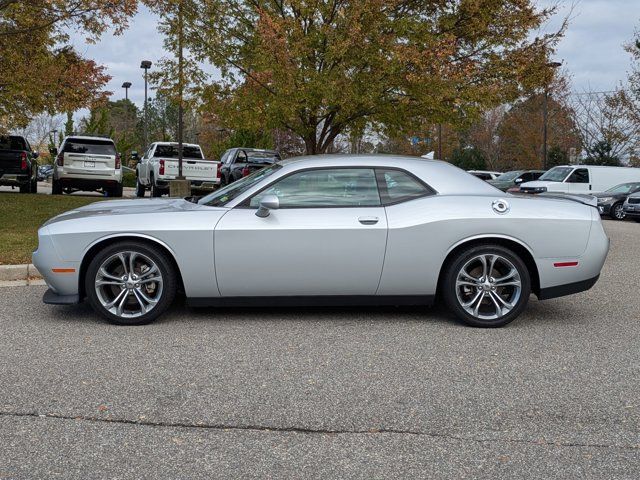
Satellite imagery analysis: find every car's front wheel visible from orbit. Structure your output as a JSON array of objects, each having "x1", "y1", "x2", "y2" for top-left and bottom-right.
[
  {"x1": 85, "y1": 241, "x2": 177, "y2": 325},
  {"x1": 610, "y1": 202, "x2": 625, "y2": 220},
  {"x1": 442, "y1": 245, "x2": 531, "y2": 328},
  {"x1": 135, "y1": 176, "x2": 145, "y2": 197}
]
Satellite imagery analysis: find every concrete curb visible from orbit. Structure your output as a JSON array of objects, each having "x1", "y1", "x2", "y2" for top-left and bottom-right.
[{"x1": 0, "y1": 264, "x2": 42, "y2": 281}]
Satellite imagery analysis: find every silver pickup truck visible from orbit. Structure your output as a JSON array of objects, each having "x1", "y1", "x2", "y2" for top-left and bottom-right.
[{"x1": 136, "y1": 142, "x2": 220, "y2": 197}]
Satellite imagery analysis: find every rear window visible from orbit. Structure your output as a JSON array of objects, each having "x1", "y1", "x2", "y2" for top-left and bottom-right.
[
  {"x1": 154, "y1": 145, "x2": 203, "y2": 159},
  {"x1": 63, "y1": 139, "x2": 116, "y2": 155},
  {"x1": 0, "y1": 136, "x2": 27, "y2": 151}
]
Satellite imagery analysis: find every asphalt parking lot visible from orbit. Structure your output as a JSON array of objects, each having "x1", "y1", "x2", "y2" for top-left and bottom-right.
[{"x1": 0, "y1": 220, "x2": 638, "y2": 479}]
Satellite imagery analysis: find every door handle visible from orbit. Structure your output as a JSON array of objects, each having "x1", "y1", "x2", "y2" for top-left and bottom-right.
[{"x1": 358, "y1": 216, "x2": 379, "y2": 225}]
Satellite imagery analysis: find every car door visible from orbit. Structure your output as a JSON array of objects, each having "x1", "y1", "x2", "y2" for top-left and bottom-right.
[
  {"x1": 566, "y1": 168, "x2": 590, "y2": 193},
  {"x1": 214, "y1": 167, "x2": 388, "y2": 297}
]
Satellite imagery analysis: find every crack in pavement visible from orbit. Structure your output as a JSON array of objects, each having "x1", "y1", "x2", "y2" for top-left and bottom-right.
[{"x1": 1, "y1": 410, "x2": 638, "y2": 451}]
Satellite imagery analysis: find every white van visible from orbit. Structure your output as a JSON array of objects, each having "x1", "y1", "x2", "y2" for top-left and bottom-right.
[{"x1": 520, "y1": 165, "x2": 640, "y2": 194}]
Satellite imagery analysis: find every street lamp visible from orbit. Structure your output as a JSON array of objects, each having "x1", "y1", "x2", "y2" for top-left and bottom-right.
[
  {"x1": 543, "y1": 61, "x2": 562, "y2": 169},
  {"x1": 140, "y1": 60, "x2": 152, "y2": 149},
  {"x1": 121, "y1": 82, "x2": 132, "y2": 100}
]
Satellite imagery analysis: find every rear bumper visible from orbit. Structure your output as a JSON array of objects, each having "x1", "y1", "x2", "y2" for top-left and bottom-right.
[
  {"x1": 57, "y1": 177, "x2": 121, "y2": 191},
  {"x1": 0, "y1": 173, "x2": 30, "y2": 185},
  {"x1": 623, "y1": 204, "x2": 640, "y2": 218},
  {"x1": 537, "y1": 275, "x2": 600, "y2": 300}
]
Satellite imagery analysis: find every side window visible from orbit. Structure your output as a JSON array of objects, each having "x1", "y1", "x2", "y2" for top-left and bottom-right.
[
  {"x1": 249, "y1": 168, "x2": 380, "y2": 208},
  {"x1": 567, "y1": 168, "x2": 589, "y2": 184},
  {"x1": 376, "y1": 169, "x2": 432, "y2": 204},
  {"x1": 237, "y1": 150, "x2": 247, "y2": 163}
]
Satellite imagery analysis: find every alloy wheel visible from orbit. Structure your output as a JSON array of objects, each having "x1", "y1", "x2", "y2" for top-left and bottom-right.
[
  {"x1": 454, "y1": 253, "x2": 522, "y2": 321},
  {"x1": 613, "y1": 203, "x2": 625, "y2": 220},
  {"x1": 94, "y1": 251, "x2": 164, "y2": 319}
]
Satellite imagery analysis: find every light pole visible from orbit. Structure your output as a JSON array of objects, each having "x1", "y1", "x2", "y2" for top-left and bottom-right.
[
  {"x1": 543, "y1": 61, "x2": 562, "y2": 169},
  {"x1": 121, "y1": 82, "x2": 131, "y2": 100},
  {"x1": 140, "y1": 60, "x2": 152, "y2": 149}
]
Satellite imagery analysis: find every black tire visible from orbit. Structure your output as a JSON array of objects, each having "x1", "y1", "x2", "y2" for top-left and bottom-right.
[
  {"x1": 84, "y1": 241, "x2": 177, "y2": 326},
  {"x1": 51, "y1": 179, "x2": 62, "y2": 195},
  {"x1": 151, "y1": 178, "x2": 162, "y2": 197},
  {"x1": 111, "y1": 183, "x2": 123, "y2": 197},
  {"x1": 442, "y1": 244, "x2": 531, "y2": 328},
  {"x1": 610, "y1": 202, "x2": 625, "y2": 221},
  {"x1": 135, "y1": 175, "x2": 146, "y2": 197},
  {"x1": 19, "y1": 181, "x2": 30, "y2": 193},
  {"x1": 31, "y1": 177, "x2": 37, "y2": 194}
]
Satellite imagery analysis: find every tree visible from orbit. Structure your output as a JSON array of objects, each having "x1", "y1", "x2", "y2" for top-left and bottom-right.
[
  {"x1": 571, "y1": 88, "x2": 640, "y2": 163},
  {"x1": 0, "y1": 0, "x2": 138, "y2": 131},
  {"x1": 584, "y1": 140, "x2": 620, "y2": 166},
  {"x1": 450, "y1": 148, "x2": 487, "y2": 171},
  {"x1": 188, "y1": 0, "x2": 564, "y2": 154},
  {"x1": 497, "y1": 79, "x2": 580, "y2": 170}
]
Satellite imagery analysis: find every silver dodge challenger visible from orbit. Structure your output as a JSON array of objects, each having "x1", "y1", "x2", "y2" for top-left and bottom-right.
[{"x1": 33, "y1": 155, "x2": 610, "y2": 327}]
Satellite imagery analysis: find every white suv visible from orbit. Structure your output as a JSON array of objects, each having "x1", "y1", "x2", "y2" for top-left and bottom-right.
[{"x1": 52, "y1": 135, "x2": 122, "y2": 196}]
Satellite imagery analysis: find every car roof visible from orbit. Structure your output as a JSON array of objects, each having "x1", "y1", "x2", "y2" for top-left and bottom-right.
[
  {"x1": 153, "y1": 142, "x2": 200, "y2": 147},
  {"x1": 277, "y1": 154, "x2": 499, "y2": 195},
  {"x1": 64, "y1": 135, "x2": 115, "y2": 142}
]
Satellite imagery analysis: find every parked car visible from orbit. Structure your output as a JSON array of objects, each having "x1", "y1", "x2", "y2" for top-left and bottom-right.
[
  {"x1": 219, "y1": 148, "x2": 281, "y2": 186},
  {"x1": 520, "y1": 165, "x2": 640, "y2": 195},
  {"x1": 468, "y1": 170, "x2": 501, "y2": 181},
  {"x1": 623, "y1": 192, "x2": 640, "y2": 222},
  {"x1": 52, "y1": 135, "x2": 122, "y2": 196},
  {"x1": 136, "y1": 142, "x2": 220, "y2": 197},
  {"x1": 0, "y1": 135, "x2": 39, "y2": 193},
  {"x1": 37, "y1": 164, "x2": 54, "y2": 181},
  {"x1": 488, "y1": 170, "x2": 545, "y2": 192},
  {"x1": 34, "y1": 155, "x2": 609, "y2": 328},
  {"x1": 594, "y1": 182, "x2": 640, "y2": 220}
]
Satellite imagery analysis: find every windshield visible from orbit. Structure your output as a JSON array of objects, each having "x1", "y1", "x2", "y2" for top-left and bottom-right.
[
  {"x1": 0, "y1": 136, "x2": 27, "y2": 151},
  {"x1": 247, "y1": 152, "x2": 279, "y2": 163},
  {"x1": 606, "y1": 183, "x2": 640, "y2": 194},
  {"x1": 154, "y1": 145, "x2": 203, "y2": 159},
  {"x1": 198, "y1": 164, "x2": 282, "y2": 207},
  {"x1": 539, "y1": 166, "x2": 573, "y2": 182},
  {"x1": 495, "y1": 171, "x2": 522, "y2": 182}
]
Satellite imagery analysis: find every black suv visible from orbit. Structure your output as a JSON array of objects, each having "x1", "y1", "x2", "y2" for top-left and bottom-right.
[
  {"x1": 219, "y1": 148, "x2": 280, "y2": 186},
  {"x1": 0, "y1": 135, "x2": 39, "y2": 193},
  {"x1": 595, "y1": 182, "x2": 640, "y2": 220}
]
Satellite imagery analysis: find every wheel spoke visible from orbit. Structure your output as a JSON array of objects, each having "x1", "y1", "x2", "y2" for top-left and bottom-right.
[
  {"x1": 488, "y1": 255, "x2": 498, "y2": 277},
  {"x1": 490, "y1": 291, "x2": 515, "y2": 310},
  {"x1": 98, "y1": 267, "x2": 123, "y2": 282},
  {"x1": 494, "y1": 268, "x2": 517, "y2": 284},
  {"x1": 139, "y1": 275, "x2": 162, "y2": 284},
  {"x1": 96, "y1": 279, "x2": 125, "y2": 287},
  {"x1": 139, "y1": 264, "x2": 158, "y2": 278},
  {"x1": 117, "y1": 253, "x2": 129, "y2": 275},
  {"x1": 461, "y1": 290, "x2": 483, "y2": 308},
  {"x1": 129, "y1": 252, "x2": 138, "y2": 277},
  {"x1": 115, "y1": 290, "x2": 129, "y2": 316},
  {"x1": 134, "y1": 287, "x2": 158, "y2": 306},
  {"x1": 132, "y1": 289, "x2": 148, "y2": 314},
  {"x1": 488, "y1": 290, "x2": 503, "y2": 315},
  {"x1": 104, "y1": 288, "x2": 127, "y2": 310},
  {"x1": 478, "y1": 255, "x2": 488, "y2": 279},
  {"x1": 472, "y1": 292, "x2": 486, "y2": 317}
]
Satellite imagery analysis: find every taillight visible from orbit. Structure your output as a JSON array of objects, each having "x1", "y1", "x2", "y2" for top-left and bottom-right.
[
  {"x1": 56, "y1": 152, "x2": 64, "y2": 166},
  {"x1": 159, "y1": 159, "x2": 165, "y2": 175},
  {"x1": 216, "y1": 162, "x2": 222, "y2": 178},
  {"x1": 241, "y1": 166, "x2": 250, "y2": 177},
  {"x1": 115, "y1": 154, "x2": 121, "y2": 169},
  {"x1": 20, "y1": 152, "x2": 27, "y2": 170}
]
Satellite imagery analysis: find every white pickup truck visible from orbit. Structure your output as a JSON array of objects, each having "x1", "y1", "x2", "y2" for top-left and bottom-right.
[{"x1": 135, "y1": 142, "x2": 220, "y2": 197}]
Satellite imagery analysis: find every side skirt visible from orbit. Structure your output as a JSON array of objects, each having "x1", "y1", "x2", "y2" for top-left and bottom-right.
[{"x1": 187, "y1": 295, "x2": 435, "y2": 308}]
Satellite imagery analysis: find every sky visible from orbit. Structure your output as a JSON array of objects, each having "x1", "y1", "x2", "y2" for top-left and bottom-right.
[{"x1": 69, "y1": 1, "x2": 640, "y2": 112}]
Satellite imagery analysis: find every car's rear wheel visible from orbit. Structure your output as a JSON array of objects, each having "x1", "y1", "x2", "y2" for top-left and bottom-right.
[
  {"x1": 610, "y1": 202, "x2": 625, "y2": 220},
  {"x1": 30, "y1": 176, "x2": 37, "y2": 193},
  {"x1": 85, "y1": 241, "x2": 177, "y2": 325},
  {"x1": 442, "y1": 245, "x2": 531, "y2": 328},
  {"x1": 52, "y1": 179, "x2": 62, "y2": 195}
]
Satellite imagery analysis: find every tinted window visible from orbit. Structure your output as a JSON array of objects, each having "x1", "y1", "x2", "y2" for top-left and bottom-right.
[
  {"x1": 247, "y1": 151, "x2": 279, "y2": 163},
  {"x1": 63, "y1": 139, "x2": 116, "y2": 155},
  {"x1": 495, "y1": 171, "x2": 522, "y2": 182},
  {"x1": 606, "y1": 183, "x2": 640, "y2": 194},
  {"x1": 250, "y1": 168, "x2": 380, "y2": 208},
  {"x1": 0, "y1": 136, "x2": 27, "y2": 151},
  {"x1": 566, "y1": 168, "x2": 589, "y2": 184},
  {"x1": 153, "y1": 145, "x2": 203, "y2": 159},
  {"x1": 377, "y1": 169, "x2": 430, "y2": 204}
]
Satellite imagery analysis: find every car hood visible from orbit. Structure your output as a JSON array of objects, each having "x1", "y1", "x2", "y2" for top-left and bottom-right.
[
  {"x1": 520, "y1": 180, "x2": 555, "y2": 188},
  {"x1": 593, "y1": 192, "x2": 625, "y2": 199},
  {"x1": 43, "y1": 198, "x2": 221, "y2": 226}
]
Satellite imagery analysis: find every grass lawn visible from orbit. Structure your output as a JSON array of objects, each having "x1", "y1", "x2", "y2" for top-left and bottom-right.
[{"x1": 0, "y1": 193, "x2": 102, "y2": 265}]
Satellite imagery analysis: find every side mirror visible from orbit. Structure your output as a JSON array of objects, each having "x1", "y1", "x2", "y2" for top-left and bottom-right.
[
  {"x1": 255, "y1": 194, "x2": 279, "y2": 218},
  {"x1": 515, "y1": 178, "x2": 523, "y2": 184},
  {"x1": 32, "y1": 151, "x2": 39, "y2": 159}
]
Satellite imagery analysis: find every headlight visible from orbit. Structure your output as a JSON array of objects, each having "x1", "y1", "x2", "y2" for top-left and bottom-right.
[{"x1": 597, "y1": 197, "x2": 613, "y2": 203}]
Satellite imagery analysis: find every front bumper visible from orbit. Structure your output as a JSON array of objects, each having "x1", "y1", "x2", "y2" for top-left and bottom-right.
[
  {"x1": 32, "y1": 227, "x2": 81, "y2": 297},
  {"x1": 43, "y1": 289, "x2": 80, "y2": 305},
  {"x1": 597, "y1": 203, "x2": 613, "y2": 215},
  {"x1": 623, "y1": 204, "x2": 640, "y2": 218}
]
